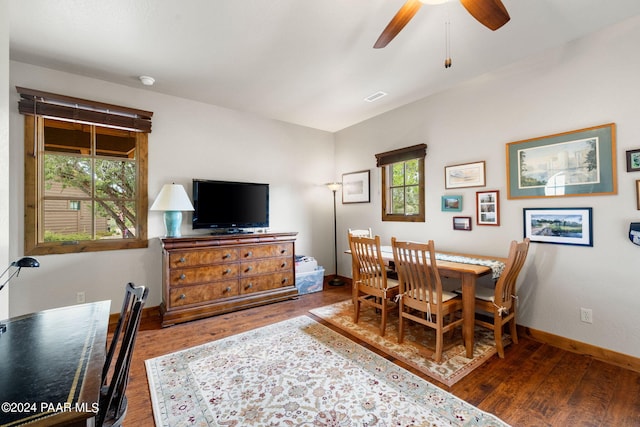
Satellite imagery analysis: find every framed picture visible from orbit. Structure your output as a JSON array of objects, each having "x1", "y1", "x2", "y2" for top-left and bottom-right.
[
  {"x1": 523, "y1": 207, "x2": 593, "y2": 247},
  {"x1": 342, "y1": 170, "x2": 370, "y2": 203},
  {"x1": 453, "y1": 216, "x2": 472, "y2": 231},
  {"x1": 626, "y1": 149, "x2": 640, "y2": 172},
  {"x1": 476, "y1": 190, "x2": 500, "y2": 226},
  {"x1": 441, "y1": 195, "x2": 462, "y2": 212},
  {"x1": 636, "y1": 180, "x2": 640, "y2": 210},
  {"x1": 444, "y1": 161, "x2": 486, "y2": 189},
  {"x1": 506, "y1": 123, "x2": 616, "y2": 199}
]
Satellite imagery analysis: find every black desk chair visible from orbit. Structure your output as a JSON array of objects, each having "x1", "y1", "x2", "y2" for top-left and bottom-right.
[{"x1": 97, "y1": 282, "x2": 149, "y2": 427}]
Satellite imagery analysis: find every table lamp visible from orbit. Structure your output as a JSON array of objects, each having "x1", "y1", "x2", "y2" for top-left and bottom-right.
[
  {"x1": 150, "y1": 183, "x2": 195, "y2": 238},
  {"x1": 0, "y1": 256, "x2": 40, "y2": 334}
]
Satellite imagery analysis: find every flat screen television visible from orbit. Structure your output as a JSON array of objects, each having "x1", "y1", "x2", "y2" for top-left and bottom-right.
[{"x1": 192, "y1": 179, "x2": 269, "y2": 231}]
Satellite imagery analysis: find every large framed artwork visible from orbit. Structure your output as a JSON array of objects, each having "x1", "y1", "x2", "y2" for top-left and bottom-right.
[
  {"x1": 523, "y1": 207, "x2": 593, "y2": 247},
  {"x1": 342, "y1": 170, "x2": 370, "y2": 203},
  {"x1": 506, "y1": 123, "x2": 616, "y2": 199}
]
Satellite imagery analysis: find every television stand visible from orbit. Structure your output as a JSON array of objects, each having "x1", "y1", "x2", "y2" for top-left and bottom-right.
[{"x1": 159, "y1": 232, "x2": 298, "y2": 327}]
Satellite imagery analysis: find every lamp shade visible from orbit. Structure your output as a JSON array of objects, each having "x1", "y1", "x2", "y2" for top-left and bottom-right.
[
  {"x1": 150, "y1": 184, "x2": 194, "y2": 212},
  {"x1": 326, "y1": 182, "x2": 342, "y2": 192}
]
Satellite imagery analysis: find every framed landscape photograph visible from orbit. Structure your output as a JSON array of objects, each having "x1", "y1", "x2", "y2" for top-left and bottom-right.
[
  {"x1": 453, "y1": 216, "x2": 472, "y2": 231},
  {"x1": 523, "y1": 207, "x2": 593, "y2": 246},
  {"x1": 444, "y1": 161, "x2": 486, "y2": 189},
  {"x1": 476, "y1": 190, "x2": 499, "y2": 226},
  {"x1": 342, "y1": 170, "x2": 370, "y2": 203},
  {"x1": 506, "y1": 123, "x2": 616, "y2": 199},
  {"x1": 626, "y1": 149, "x2": 640, "y2": 172},
  {"x1": 441, "y1": 195, "x2": 462, "y2": 212}
]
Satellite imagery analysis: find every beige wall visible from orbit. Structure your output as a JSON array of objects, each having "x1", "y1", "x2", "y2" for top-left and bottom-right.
[
  {"x1": 334, "y1": 15, "x2": 640, "y2": 357},
  {"x1": 0, "y1": 0, "x2": 9, "y2": 318},
  {"x1": 8, "y1": 62, "x2": 337, "y2": 315}
]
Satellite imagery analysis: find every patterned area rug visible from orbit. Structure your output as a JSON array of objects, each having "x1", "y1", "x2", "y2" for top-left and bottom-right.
[
  {"x1": 310, "y1": 299, "x2": 509, "y2": 387},
  {"x1": 146, "y1": 316, "x2": 509, "y2": 426}
]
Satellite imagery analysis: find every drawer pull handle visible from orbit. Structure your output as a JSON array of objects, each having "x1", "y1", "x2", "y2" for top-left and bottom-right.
[
  {"x1": 179, "y1": 294, "x2": 186, "y2": 300},
  {"x1": 245, "y1": 266, "x2": 253, "y2": 272},
  {"x1": 281, "y1": 262, "x2": 287, "y2": 268},
  {"x1": 179, "y1": 257, "x2": 186, "y2": 263},
  {"x1": 223, "y1": 253, "x2": 231, "y2": 259},
  {"x1": 280, "y1": 249, "x2": 286, "y2": 254},
  {"x1": 245, "y1": 251, "x2": 253, "y2": 258},
  {"x1": 281, "y1": 277, "x2": 289, "y2": 284},
  {"x1": 224, "y1": 269, "x2": 232, "y2": 275},
  {"x1": 246, "y1": 283, "x2": 253, "y2": 289},
  {"x1": 179, "y1": 274, "x2": 186, "y2": 280},
  {"x1": 224, "y1": 287, "x2": 232, "y2": 293}
]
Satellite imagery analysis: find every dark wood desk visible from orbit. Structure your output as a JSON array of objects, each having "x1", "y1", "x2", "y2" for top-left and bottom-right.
[
  {"x1": 0, "y1": 301, "x2": 110, "y2": 427},
  {"x1": 353, "y1": 246, "x2": 506, "y2": 359}
]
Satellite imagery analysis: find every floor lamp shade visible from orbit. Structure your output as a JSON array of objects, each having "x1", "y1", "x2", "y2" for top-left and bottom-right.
[{"x1": 150, "y1": 184, "x2": 194, "y2": 238}]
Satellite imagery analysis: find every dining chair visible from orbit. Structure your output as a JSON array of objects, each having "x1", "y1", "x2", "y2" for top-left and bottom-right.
[
  {"x1": 349, "y1": 234, "x2": 399, "y2": 336},
  {"x1": 391, "y1": 237, "x2": 464, "y2": 363},
  {"x1": 97, "y1": 282, "x2": 149, "y2": 427},
  {"x1": 473, "y1": 238, "x2": 530, "y2": 358}
]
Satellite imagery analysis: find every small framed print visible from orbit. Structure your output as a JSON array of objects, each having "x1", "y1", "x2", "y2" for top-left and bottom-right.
[
  {"x1": 627, "y1": 149, "x2": 640, "y2": 172},
  {"x1": 476, "y1": 190, "x2": 500, "y2": 226},
  {"x1": 441, "y1": 195, "x2": 462, "y2": 212},
  {"x1": 453, "y1": 216, "x2": 472, "y2": 231}
]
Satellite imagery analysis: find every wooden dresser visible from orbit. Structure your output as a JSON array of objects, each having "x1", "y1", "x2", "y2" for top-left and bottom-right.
[{"x1": 160, "y1": 232, "x2": 298, "y2": 327}]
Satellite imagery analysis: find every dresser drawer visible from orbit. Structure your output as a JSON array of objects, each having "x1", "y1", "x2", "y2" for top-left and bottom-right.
[
  {"x1": 169, "y1": 248, "x2": 239, "y2": 268},
  {"x1": 240, "y1": 272, "x2": 294, "y2": 294},
  {"x1": 170, "y1": 264, "x2": 238, "y2": 285},
  {"x1": 239, "y1": 243, "x2": 293, "y2": 260},
  {"x1": 169, "y1": 281, "x2": 239, "y2": 307},
  {"x1": 239, "y1": 257, "x2": 292, "y2": 276}
]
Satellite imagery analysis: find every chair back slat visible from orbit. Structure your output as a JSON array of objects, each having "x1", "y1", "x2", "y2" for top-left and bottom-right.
[
  {"x1": 391, "y1": 238, "x2": 443, "y2": 310},
  {"x1": 97, "y1": 282, "x2": 149, "y2": 427},
  {"x1": 494, "y1": 238, "x2": 530, "y2": 310},
  {"x1": 349, "y1": 235, "x2": 389, "y2": 292}
]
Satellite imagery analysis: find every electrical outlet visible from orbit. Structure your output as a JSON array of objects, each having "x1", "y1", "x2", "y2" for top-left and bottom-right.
[
  {"x1": 580, "y1": 307, "x2": 593, "y2": 324},
  {"x1": 76, "y1": 291, "x2": 85, "y2": 304}
]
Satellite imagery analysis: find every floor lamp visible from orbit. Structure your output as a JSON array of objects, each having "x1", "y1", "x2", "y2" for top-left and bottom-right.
[{"x1": 326, "y1": 182, "x2": 344, "y2": 286}]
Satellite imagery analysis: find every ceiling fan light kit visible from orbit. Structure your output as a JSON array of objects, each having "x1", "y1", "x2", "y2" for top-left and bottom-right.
[{"x1": 374, "y1": 0, "x2": 510, "y2": 49}]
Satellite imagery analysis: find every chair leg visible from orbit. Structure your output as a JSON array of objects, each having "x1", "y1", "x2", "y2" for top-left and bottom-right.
[
  {"x1": 380, "y1": 300, "x2": 387, "y2": 336},
  {"x1": 354, "y1": 297, "x2": 361, "y2": 324},
  {"x1": 434, "y1": 318, "x2": 443, "y2": 363},
  {"x1": 509, "y1": 317, "x2": 518, "y2": 344},
  {"x1": 494, "y1": 317, "x2": 505, "y2": 358},
  {"x1": 398, "y1": 304, "x2": 405, "y2": 344}
]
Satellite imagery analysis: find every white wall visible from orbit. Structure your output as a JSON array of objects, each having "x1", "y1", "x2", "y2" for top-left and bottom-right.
[
  {"x1": 7, "y1": 62, "x2": 337, "y2": 315},
  {"x1": 334, "y1": 15, "x2": 640, "y2": 358},
  {"x1": 0, "y1": 0, "x2": 9, "y2": 319}
]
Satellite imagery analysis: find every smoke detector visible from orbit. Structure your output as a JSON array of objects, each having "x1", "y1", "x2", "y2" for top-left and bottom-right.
[{"x1": 139, "y1": 75, "x2": 155, "y2": 86}]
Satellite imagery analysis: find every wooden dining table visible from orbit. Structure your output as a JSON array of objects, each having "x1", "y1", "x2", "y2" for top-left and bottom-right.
[{"x1": 355, "y1": 246, "x2": 507, "y2": 359}]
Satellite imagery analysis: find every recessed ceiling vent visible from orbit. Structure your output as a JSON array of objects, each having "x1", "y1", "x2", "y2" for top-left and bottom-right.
[{"x1": 364, "y1": 91, "x2": 388, "y2": 103}]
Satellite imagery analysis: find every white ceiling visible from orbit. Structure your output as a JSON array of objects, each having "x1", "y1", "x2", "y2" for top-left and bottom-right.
[{"x1": 9, "y1": 0, "x2": 640, "y2": 132}]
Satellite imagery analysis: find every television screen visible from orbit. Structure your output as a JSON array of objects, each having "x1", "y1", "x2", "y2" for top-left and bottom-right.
[{"x1": 192, "y1": 179, "x2": 269, "y2": 231}]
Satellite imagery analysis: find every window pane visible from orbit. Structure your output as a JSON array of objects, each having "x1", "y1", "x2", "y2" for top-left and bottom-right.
[
  {"x1": 405, "y1": 159, "x2": 419, "y2": 185},
  {"x1": 391, "y1": 187, "x2": 405, "y2": 214},
  {"x1": 391, "y1": 163, "x2": 405, "y2": 186},
  {"x1": 405, "y1": 185, "x2": 420, "y2": 215},
  {"x1": 99, "y1": 201, "x2": 137, "y2": 239},
  {"x1": 43, "y1": 199, "x2": 93, "y2": 242},
  {"x1": 95, "y1": 159, "x2": 136, "y2": 199},
  {"x1": 96, "y1": 128, "x2": 137, "y2": 159},
  {"x1": 44, "y1": 154, "x2": 92, "y2": 197},
  {"x1": 43, "y1": 119, "x2": 90, "y2": 154}
]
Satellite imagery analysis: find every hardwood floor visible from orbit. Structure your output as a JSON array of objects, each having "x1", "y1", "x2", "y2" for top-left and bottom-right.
[{"x1": 125, "y1": 281, "x2": 640, "y2": 426}]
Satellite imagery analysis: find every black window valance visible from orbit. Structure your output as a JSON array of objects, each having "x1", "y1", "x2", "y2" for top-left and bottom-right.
[
  {"x1": 375, "y1": 143, "x2": 427, "y2": 167},
  {"x1": 16, "y1": 86, "x2": 153, "y2": 133}
]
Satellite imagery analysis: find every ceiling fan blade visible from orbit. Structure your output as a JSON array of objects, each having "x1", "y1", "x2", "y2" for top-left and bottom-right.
[
  {"x1": 459, "y1": 0, "x2": 510, "y2": 31},
  {"x1": 373, "y1": 0, "x2": 423, "y2": 49}
]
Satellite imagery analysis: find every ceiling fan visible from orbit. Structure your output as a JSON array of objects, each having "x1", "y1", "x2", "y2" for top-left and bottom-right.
[{"x1": 373, "y1": 0, "x2": 510, "y2": 49}]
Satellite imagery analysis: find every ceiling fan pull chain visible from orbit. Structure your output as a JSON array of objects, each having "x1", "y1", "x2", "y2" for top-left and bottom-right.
[{"x1": 444, "y1": 20, "x2": 452, "y2": 69}]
